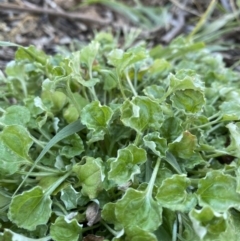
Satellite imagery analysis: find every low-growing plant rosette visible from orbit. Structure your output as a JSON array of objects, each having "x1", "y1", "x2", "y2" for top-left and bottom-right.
[{"x1": 0, "y1": 34, "x2": 240, "y2": 241}]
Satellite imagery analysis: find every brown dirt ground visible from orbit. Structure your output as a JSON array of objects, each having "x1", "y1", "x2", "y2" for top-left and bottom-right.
[{"x1": 0, "y1": 0, "x2": 240, "y2": 70}]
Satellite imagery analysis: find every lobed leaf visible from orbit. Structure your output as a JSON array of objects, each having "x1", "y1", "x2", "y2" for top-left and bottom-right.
[
  {"x1": 81, "y1": 101, "x2": 113, "y2": 142},
  {"x1": 8, "y1": 186, "x2": 52, "y2": 231},
  {"x1": 156, "y1": 174, "x2": 197, "y2": 212},
  {"x1": 108, "y1": 47, "x2": 147, "y2": 74},
  {"x1": 0, "y1": 106, "x2": 30, "y2": 126},
  {"x1": 0, "y1": 125, "x2": 33, "y2": 175},
  {"x1": 168, "y1": 69, "x2": 205, "y2": 93},
  {"x1": 189, "y1": 206, "x2": 227, "y2": 240},
  {"x1": 168, "y1": 131, "x2": 197, "y2": 159},
  {"x1": 73, "y1": 157, "x2": 104, "y2": 199},
  {"x1": 120, "y1": 96, "x2": 163, "y2": 133},
  {"x1": 114, "y1": 188, "x2": 162, "y2": 232},
  {"x1": 108, "y1": 144, "x2": 147, "y2": 184},
  {"x1": 60, "y1": 185, "x2": 80, "y2": 210},
  {"x1": 143, "y1": 132, "x2": 167, "y2": 158},
  {"x1": 197, "y1": 171, "x2": 240, "y2": 212},
  {"x1": 50, "y1": 216, "x2": 82, "y2": 241},
  {"x1": 170, "y1": 89, "x2": 205, "y2": 113}
]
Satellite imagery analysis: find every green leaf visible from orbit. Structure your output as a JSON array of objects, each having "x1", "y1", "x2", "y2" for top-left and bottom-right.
[
  {"x1": 120, "y1": 96, "x2": 163, "y2": 134},
  {"x1": 220, "y1": 101, "x2": 240, "y2": 121},
  {"x1": 0, "y1": 125, "x2": 33, "y2": 175},
  {"x1": 8, "y1": 186, "x2": 52, "y2": 231},
  {"x1": 125, "y1": 226, "x2": 157, "y2": 241},
  {"x1": 143, "y1": 85, "x2": 165, "y2": 100},
  {"x1": 154, "y1": 209, "x2": 176, "y2": 241},
  {"x1": 114, "y1": 188, "x2": 162, "y2": 231},
  {"x1": 63, "y1": 104, "x2": 79, "y2": 123},
  {"x1": 170, "y1": 89, "x2": 205, "y2": 113},
  {"x1": 226, "y1": 122, "x2": 240, "y2": 157},
  {"x1": 152, "y1": 37, "x2": 205, "y2": 60},
  {"x1": 160, "y1": 117, "x2": 183, "y2": 143},
  {"x1": 101, "y1": 70, "x2": 118, "y2": 91},
  {"x1": 108, "y1": 144, "x2": 147, "y2": 184},
  {"x1": 164, "y1": 152, "x2": 183, "y2": 174},
  {"x1": 41, "y1": 90, "x2": 67, "y2": 113},
  {"x1": 81, "y1": 101, "x2": 113, "y2": 142},
  {"x1": 168, "y1": 69, "x2": 205, "y2": 93},
  {"x1": 0, "y1": 189, "x2": 11, "y2": 209},
  {"x1": 101, "y1": 202, "x2": 123, "y2": 230},
  {"x1": 80, "y1": 41, "x2": 99, "y2": 69},
  {"x1": 189, "y1": 206, "x2": 227, "y2": 240},
  {"x1": 143, "y1": 132, "x2": 167, "y2": 158},
  {"x1": 108, "y1": 47, "x2": 147, "y2": 74},
  {"x1": 38, "y1": 176, "x2": 61, "y2": 191},
  {"x1": 148, "y1": 59, "x2": 171, "y2": 75},
  {"x1": 59, "y1": 133, "x2": 84, "y2": 158},
  {"x1": 60, "y1": 185, "x2": 80, "y2": 210},
  {"x1": 13, "y1": 119, "x2": 85, "y2": 195},
  {"x1": 73, "y1": 157, "x2": 104, "y2": 199},
  {"x1": 5, "y1": 61, "x2": 28, "y2": 97},
  {"x1": 181, "y1": 152, "x2": 206, "y2": 170},
  {"x1": 196, "y1": 171, "x2": 240, "y2": 212},
  {"x1": 156, "y1": 174, "x2": 197, "y2": 212},
  {"x1": 50, "y1": 216, "x2": 82, "y2": 241},
  {"x1": 15, "y1": 46, "x2": 47, "y2": 65},
  {"x1": 219, "y1": 209, "x2": 240, "y2": 241},
  {"x1": 0, "y1": 106, "x2": 31, "y2": 126},
  {"x1": 168, "y1": 131, "x2": 197, "y2": 159}
]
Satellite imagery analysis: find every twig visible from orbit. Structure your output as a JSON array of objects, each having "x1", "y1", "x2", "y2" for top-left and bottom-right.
[
  {"x1": 161, "y1": 11, "x2": 185, "y2": 43},
  {"x1": 220, "y1": 0, "x2": 232, "y2": 12},
  {"x1": 169, "y1": 0, "x2": 201, "y2": 16},
  {"x1": 0, "y1": 3, "x2": 110, "y2": 26}
]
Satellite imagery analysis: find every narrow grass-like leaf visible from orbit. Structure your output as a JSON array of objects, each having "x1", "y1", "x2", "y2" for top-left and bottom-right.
[
  {"x1": 13, "y1": 120, "x2": 85, "y2": 195},
  {"x1": 0, "y1": 41, "x2": 20, "y2": 47}
]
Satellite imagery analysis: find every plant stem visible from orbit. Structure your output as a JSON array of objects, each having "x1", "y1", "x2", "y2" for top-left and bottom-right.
[
  {"x1": 0, "y1": 179, "x2": 21, "y2": 183},
  {"x1": 145, "y1": 159, "x2": 152, "y2": 183},
  {"x1": 53, "y1": 200, "x2": 68, "y2": 215},
  {"x1": 205, "y1": 149, "x2": 231, "y2": 158},
  {"x1": 82, "y1": 224, "x2": 100, "y2": 232},
  {"x1": 206, "y1": 123, "x2": 223, "y2": 135},
  {"x1": 45, "y1": 170, "x2": 72, "y2": 196},
  {"x1": 100, "y1": 220, "x2": 124, "y2": 237},
  {"x1": 178, "y1": 213, "x2": 183, "y2": 240},
  {"x1": 146, "y1": 158, "x2": 161, "y2": 197},
  {"x1": 134, "y1": 132, "x2": 142, "y2": 145},
  {"x1": 66, "y1": 78, "x2": 81, "y2": 115},
  {"x1": 125, "y1": 71, "x2": 138, "y2": 96},
  {"x1": 35, "y1": 164, "x2": 62, "y2": 174},
  {"x1": 172, "y1": 216, "x2": 178, "y2": 241},
  {"x1": 116, "y1": 73, "x2": 127, "y2": 100},
  {"x1": 17, "y1": 171, "x2": 59, "y2": 177},
  {"x1": 190, "y1": 115, "x2": 223, "y2": 130}
]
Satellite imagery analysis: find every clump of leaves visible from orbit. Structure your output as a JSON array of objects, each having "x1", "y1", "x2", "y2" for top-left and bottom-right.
[{"x1": 0, "y1": 33, "x2": 240, "y2": 241}]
